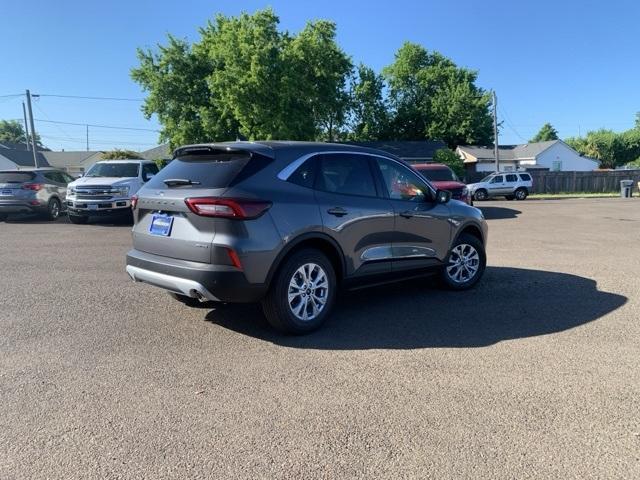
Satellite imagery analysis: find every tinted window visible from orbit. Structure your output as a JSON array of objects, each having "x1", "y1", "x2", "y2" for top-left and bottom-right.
[
  {"x1": 0, "y1": 172, "x2": 35, "y2": 183},
  {"x1": 416, "y1": 166, "x2": 458, "y2": 182},
  {"x1": 145, "y1": 151, "x2": 267, "y2": 189},
  {"x1": 506, "y1": 174, "x2": 518, "y2": 182},
  {"x1": 288, "y1": 159, "x2": 316, "y2": 188},
  {"x1": 490, "y1": 175, "x2": 504, "y2": 183},
  {"x1": 43, "y1": 172, "x2": 65, "y2": 183},
  {"x1": 85, "y1": 163, "x2": 140, "y2": 178},
  {"x1": 61, "y1": 173, "x2": 75, "y2": 183},
  {"x1": 375, "y1": 158, "x2": 429, "y2": 202},
  {"x1": 317, "y1": 154, "x2": 376, "y2": 197},
  {"x1": 519, "y1": 173, "x2": 532, "y2": 181}
]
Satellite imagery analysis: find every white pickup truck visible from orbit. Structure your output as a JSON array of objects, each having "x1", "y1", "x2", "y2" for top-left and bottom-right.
[{"x1": 66, "y1": 159, "x2": 159, "y2": 224}]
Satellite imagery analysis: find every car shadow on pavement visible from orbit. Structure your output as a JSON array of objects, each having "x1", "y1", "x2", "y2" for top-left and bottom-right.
[
  {"x1": 204, "y1": 267, "x2": 626, "y2": 349},
  {"x1": 477, "y1": 206, "x2": 521, "y2": 220},
  {"x1": 5, "y1": 213, "x2": 70, "y2": 224}
]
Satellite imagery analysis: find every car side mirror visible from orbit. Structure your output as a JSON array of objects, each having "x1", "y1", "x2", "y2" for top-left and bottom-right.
[
  {"x1": 436, "y1": 189, "x2": 451, "y2": 204},
  {"x1": 144, "y1": 173, "x2": 155, "y2": 182}
]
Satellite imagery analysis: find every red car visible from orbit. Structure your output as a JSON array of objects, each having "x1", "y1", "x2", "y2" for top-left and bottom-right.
[{"x1": 412, "y1": 163, "x2": 472, "y2": 205}]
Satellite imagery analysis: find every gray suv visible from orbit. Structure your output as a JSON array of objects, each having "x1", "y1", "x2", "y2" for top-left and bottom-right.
[
  {"x1": 0, "y1": 168, "x2": 75, "y2": 221},
  {"x1": 126, "y1": 142, "x2": 488, "y2": 333}
]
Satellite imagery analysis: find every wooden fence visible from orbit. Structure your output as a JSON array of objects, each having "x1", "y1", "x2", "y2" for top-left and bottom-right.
[{"x1": 466, "y1": 170, "x2": 640, "y2": 193}]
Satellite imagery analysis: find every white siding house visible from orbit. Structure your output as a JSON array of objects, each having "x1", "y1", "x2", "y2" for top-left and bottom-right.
[{"x1": 457, "y1": 140, "x2": 599, "y2": 174}]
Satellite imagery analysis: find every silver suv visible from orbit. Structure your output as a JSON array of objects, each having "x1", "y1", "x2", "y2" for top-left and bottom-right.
[
  {"x1": 126, "y1": 142, "x2": 488, "y2": 334},
  {"x1": 0, "y1": 168, "x2": 74, "y2": 221},
  {"x1": 467, "y1": 172, "x2": 533, "y2": 201}
]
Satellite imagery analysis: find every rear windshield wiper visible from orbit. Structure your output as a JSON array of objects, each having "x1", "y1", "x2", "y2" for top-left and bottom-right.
[{"x1": 163, "y1": 178, "x2": 201, "y2": 187}]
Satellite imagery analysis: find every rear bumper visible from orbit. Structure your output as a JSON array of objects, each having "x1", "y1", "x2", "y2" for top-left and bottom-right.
[
  {"x1": 0, "y1": 200, "x2": 45, "y2": 214},
  {"x1": 125, "y1": 249, "x2": 268, "y2": 303}
]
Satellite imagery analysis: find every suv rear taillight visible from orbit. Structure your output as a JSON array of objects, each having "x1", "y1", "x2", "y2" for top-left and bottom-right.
[
  {"x1": 22, "y1": 183, "x2": 44, "y2": 191},
  {"x1": 184, "y1": 197, "x2": 272, "y2": 219}
]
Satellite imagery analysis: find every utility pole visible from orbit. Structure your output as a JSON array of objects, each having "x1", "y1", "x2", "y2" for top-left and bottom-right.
[
  {"x1": 25, "y1": 90, "x2": 38, "y2": 167},
  {"x1": 86, "y1": 124, "x2": 89, "y2": 151},
  {"x1": 22, "y1": 102, "x2": 30, "y2": 151},
  {"x1": 492, "y1": 90, "x2": 499, "y2": 173}
]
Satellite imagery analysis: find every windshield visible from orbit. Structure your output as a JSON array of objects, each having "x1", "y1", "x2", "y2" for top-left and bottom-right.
[
  {"x1": 85, "y1": 163, "x2": 139, "y2": 178},
  {"x1": 418, "y1": 167, "x2": 459, "y2": 182},
  {"x1": 480, "y1": 174, "x2": 495, "y2": 183}
]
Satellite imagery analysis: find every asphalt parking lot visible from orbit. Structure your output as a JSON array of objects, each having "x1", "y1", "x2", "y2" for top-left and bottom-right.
[{"x1": 1, "y1": 198, "x2": 639, "y2": 479}]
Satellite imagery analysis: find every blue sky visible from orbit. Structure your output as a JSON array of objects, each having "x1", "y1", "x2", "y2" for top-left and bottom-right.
[{"x1": 1, "y1": 0, "x2": 639, "y2": 152}]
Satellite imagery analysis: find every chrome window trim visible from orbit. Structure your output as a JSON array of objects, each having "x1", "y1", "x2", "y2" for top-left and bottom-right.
[{"x1": 277, "y1": 150, "x2": 436, "y2": 196}]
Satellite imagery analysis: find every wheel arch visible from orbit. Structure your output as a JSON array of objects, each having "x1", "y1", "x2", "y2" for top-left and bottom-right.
[
  {"x1": 454, "y1": 222, "x2": 485, "y2": 246},
  {"x1": 265, "y1": 232, "x2": 346, "y2": 288}
]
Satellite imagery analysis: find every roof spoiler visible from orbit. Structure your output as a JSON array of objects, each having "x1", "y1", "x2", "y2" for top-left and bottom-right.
[{"x1": 173, "y1": 144, "x2": 273, "y2": 159}]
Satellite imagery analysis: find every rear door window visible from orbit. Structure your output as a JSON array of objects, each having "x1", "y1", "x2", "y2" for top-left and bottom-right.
[
  {"x1": 0, "y1": 172, "x2": 35, "y2": 183},
  {"x1": 145, "y1": 151, "x2": 270, "y2": 189},
  {"x1": 317, "y1": 154, "x2": 377, "y2": 197},
  {"x1": 506, "y1": 174, "x2": 518, "y2": 182}
]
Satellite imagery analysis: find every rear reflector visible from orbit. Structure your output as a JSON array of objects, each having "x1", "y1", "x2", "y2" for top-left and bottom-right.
[
  {"x1": 227, "y1": 248, "x2": 243, "y2": 269},
  {"x1": 22, "y1": 183, "x2": 44, "y2": 191},
  {"x1": 184, "y1": 197, "x2": 272, "y2": 219}
]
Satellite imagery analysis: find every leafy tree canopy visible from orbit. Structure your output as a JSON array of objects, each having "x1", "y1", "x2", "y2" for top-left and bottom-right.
[
  {"x1": 382, "y1": 42, "x2": 493, "y2": 148},
  {"x1": 530, "y1": 123, "x2": 559, "y2": 142},
  {"x1": 0, "y1": 119, "x2": 43, "y2": 148},
  {"x1": 101, "y1": 149, "x2": 143, "y2": 160}
]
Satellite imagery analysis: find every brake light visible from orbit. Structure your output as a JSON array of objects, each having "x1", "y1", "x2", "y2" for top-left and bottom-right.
[
  {"x1": 131, "y1": 194, "x2": 138, "y2": 209},
  {"x1": 184, "y1": 198, "x2": 272, "y2": 219},
  {"x1": 22, "y1": 183, "x2": 44, "y2": 191}
]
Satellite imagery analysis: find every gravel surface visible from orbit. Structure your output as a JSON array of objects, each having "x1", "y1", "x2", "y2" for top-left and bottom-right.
[{"x1": 1, "y1": 198, "x2": 639, "y2": 479}]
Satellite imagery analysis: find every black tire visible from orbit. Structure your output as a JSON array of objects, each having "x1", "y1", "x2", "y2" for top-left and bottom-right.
[
  {"x1": 505, "y1": 195, "x2": 515, "y2": 200},
  {"x1": 261, "y1": 248, "x2": 337, "y2": 334},
  {"x1": 169, "y1": 292, "x2": 217, "y2": 309},
  {"x1": 68, "y1": 214, "x2": 89, "y2": 224},
  {"x1": 45, "y1": 198, "x2": 62, "y2": 221},
  {"x1": 439, "y1": 233, "x2": 486, "y2": 291},
  {"x1": 0, "y1": 213, "x2": 8, "y2": 222},
  {"x1": 515, "y1": 188, "x2": 528, "y2": 200},
  {"x1": 474, "y1": 189, "x2": 488, "y2": 201}
]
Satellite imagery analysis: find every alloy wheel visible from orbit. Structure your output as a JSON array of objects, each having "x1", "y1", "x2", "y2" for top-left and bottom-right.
[
  {"x1": 446, "y1": 243, "x2": 480, "y2": 284},
  {"x1": 288, "y1": 263, "x2": 329, "y2": 321}
]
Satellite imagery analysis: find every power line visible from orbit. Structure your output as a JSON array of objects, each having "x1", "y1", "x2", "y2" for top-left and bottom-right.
[
  {"x1": 36, "y1": 94, "x2": 144, "y2": 102},
  {"x1": 0, "y1": 93, "x2": 23, "y2": 98},
  {"x1": 39, "y1": 134, "x2": 157, "y2": 147},
  {"x1": 34, "y1": 118, "x2": 160, "y2": 132},
  {"x1": 498, "y1": 106, "x2": 527, "y2": 142}
]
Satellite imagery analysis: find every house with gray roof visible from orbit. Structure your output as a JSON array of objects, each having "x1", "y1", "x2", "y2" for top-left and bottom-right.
[
  {"x1": 0, "y1": 143, "x2": 49, "y2": 169},
  {"x1": 457, "y1": 140, "x2": 599, "y2": 174},
  {"x1": 41, "y1": 151, "x2": 105, "y2": 176}
]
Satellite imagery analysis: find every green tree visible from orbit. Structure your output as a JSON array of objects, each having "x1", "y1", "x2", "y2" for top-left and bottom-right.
[
  {"x1": 348, "y1": 64, "x2": 390, "y2": 140},
  {"x1": 530, "y1": 123, "x2": 559, "y2": 142},
  {"x1": 101, "y1": 149, "x2": 143, "y2": 160},
  {"x1": 132, "y1": 9, "x2": 352, "y2": 145},
  {"x1": 433, "y1": 147, "x2": 465, "y2": 178},
  {"x1": 382, "y1": 42, "x2": 493, "y2": 148},
  {"x1": 0, "y1": 119, "x2": 43, "y2": 147}
]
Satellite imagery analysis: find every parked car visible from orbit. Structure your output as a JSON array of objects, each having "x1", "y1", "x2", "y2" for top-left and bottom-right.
[
  {"x1": 66, "y1": 159, "x2": 159, "y2": 224},
  {"x1": 125, "y1": 142, "x2": 488, "y2": 334},
  {"x1": 0, "y1": 168, "x2": 75, "y2": 221},
  {"x1": 411, "y1": 163, "x2": 472, "y2": 205},
  {"x1": 467, "y1": 172, "x2": 533, "y2": 201}
]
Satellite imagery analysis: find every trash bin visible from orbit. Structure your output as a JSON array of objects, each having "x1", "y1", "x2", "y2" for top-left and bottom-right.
[{"x1": 620, "y1": 180, "x2": 633, "y2": 198}]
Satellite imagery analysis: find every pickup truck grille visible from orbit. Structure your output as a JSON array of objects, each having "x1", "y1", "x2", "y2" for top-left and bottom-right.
[{"x1": 74, "y1": 185, "x2": 116, "y2": 200}]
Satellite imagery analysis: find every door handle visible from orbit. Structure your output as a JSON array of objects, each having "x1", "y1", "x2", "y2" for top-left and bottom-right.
[
  {"x1": 400, "y1": 211, "x2": 414, "y2": 218},
  {"x1": 327, "y1": 207, "x2": 348, "y2": 217}
]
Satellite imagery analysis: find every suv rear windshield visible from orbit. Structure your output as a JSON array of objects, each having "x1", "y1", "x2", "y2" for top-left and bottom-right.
[
  {"x1": 0, "y1": 172, "x2": 36, "y2": 183},
  {"x1": 85, "y1": 163, "x2": 140, "y2": 178},
  {"x1": 145, "y1": 151, "x2": 270, "y2": 189},
  {"x1": 417, "y1": 167, "x2": 459, "y2": 182}
]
